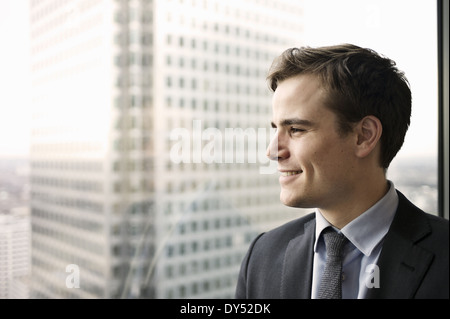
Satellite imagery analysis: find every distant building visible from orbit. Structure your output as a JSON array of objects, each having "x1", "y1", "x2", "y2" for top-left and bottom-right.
[
  {"x1": 0, "y1": 207, "x2": 31, "y2": 299},
  {"x1": 29, "y1": 0, "x2": 305, "y2": 298}
]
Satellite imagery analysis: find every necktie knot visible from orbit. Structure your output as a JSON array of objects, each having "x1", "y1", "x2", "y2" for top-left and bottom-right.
[{"x1": 322, "y1": 228, "x2": 348, "y2": 257}]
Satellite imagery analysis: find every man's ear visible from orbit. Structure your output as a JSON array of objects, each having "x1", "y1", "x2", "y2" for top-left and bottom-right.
[{"x1": 355, "y1": 115, "x2": 382, "y2": 159}]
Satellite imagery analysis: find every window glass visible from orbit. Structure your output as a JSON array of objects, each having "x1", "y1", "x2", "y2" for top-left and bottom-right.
[{"x1": 0, "y1": 0, "x2": 438, "y2": 300}]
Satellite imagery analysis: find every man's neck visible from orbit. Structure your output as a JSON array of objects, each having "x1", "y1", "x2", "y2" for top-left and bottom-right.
[{"x1": 319, "y1": 177, "x2": 390, "y2": 229}]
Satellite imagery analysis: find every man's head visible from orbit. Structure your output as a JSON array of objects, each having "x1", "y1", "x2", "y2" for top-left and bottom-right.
[
  {"x1": 266, "y1": 44, "x2": 411, "y2": 210},
  {"x1": 267, "y1": 44, "x2": 411, "y2": 170}
]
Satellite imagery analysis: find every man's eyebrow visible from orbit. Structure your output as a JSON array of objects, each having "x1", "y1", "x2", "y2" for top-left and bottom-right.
[{"x1": 271, "y1": 118, "x2": 315, "y2": 128}]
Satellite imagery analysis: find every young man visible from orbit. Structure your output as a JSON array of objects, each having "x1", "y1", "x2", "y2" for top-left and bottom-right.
[{"x1": 235, "y1": 44, "x2": 449, "y2": 299}]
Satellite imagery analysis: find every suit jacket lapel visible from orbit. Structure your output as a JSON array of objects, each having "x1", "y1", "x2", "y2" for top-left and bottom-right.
[
  {"x1": 281, "y1": 217, "x2": 315, "y2": 299},
  {"x1": 366, "y1": 191, "x2": 433, "y2": 299}
]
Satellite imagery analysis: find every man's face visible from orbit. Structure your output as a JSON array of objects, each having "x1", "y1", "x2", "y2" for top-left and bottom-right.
[{"x1": 267, "y1": 74, "x2": 357, "y2": 210}]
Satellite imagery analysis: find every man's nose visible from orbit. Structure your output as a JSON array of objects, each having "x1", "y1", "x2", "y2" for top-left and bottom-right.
[{"x1": 266, "y1": 131, "x2": 286, "y2": 161}]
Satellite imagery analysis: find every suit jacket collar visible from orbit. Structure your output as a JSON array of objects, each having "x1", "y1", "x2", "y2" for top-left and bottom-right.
[
  {"x1": 281, "y1": 216, "x2": 315, "y2": 298},
  {"x1": 365, "y1": 190, "x2": 433, "y2": 299}
]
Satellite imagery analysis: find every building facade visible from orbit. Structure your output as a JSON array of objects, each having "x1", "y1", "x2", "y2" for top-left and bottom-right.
[
  {"x1": 29, "y1": 0, "x2": 306, "y2": 298},
  {"x1": 0, "y1": 207, "x2": 30, "y2": 299}
]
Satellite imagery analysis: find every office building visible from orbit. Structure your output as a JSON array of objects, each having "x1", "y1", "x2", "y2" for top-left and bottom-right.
[
  {"x1": 29, "y1": 0, "x2": 305, "y2": 298},
  {"x1": 0, "y1": 207, "x2": 31, "y2": 299}
]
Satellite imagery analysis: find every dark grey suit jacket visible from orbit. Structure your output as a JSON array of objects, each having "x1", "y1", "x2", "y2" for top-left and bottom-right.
[{"x1": 235, "y1": 191, "x2": 449, "y2": 299}]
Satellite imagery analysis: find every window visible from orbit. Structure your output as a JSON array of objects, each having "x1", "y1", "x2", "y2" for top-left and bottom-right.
[{"x1": 1, "y1": 0, "x2": 446, "y2": 301}]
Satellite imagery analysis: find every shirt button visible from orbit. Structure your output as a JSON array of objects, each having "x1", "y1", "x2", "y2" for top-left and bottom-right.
[{"x1": 342, "y1": 273, "x2": 346, "y2": 281}]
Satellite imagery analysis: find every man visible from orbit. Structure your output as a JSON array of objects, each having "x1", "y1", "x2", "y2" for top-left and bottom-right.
[{"x1": 235, "y1": 44, "x2": 449, "y2": 299}]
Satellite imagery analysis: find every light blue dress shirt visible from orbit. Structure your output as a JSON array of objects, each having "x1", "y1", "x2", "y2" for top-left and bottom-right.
[{"x1": 311, "y1": 181, "x2": 398, "y2": 299}]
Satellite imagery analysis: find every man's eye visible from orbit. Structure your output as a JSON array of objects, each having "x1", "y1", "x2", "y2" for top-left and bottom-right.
[{"x1": 290, "y1": 127, "x2": 305, "y2": 133}]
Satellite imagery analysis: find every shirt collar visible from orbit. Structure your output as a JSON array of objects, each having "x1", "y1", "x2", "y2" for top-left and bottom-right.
[{"x1": 314, "y1": 180, "x2": 398, "y2": 256}]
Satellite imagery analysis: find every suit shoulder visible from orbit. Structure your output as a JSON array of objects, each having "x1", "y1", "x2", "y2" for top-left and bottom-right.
[
  {"x1": 396, "y1": 190, "x2": 448, "y2": 249},
  {"x1": 267, "y1": 212, "x2": 316, "y2": 234},
  {"x1": 254, "y1": 212, "x2": 315, "y2": 247},
  {"x1": 426, "y1": 212, "x2": 449, "y2": 230},
  {"x1": 424, "y1": 213, "x2": 449, "y2": 246}
]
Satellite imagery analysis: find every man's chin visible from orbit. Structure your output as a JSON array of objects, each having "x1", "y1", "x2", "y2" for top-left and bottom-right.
[
  {"x1": 280, "y1": 192, "x2": 303, "y2": 208},
  {"x1": 280, "y1": 190, "x2": 314, "y2": 209}
]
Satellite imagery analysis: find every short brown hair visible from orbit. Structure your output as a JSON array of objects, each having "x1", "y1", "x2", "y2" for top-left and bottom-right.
[{"x1": 267, "y1": 44, "x2": 411, "y2": 169}]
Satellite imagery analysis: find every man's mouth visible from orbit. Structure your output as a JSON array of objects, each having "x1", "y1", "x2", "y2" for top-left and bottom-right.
[{"x1": 280, "y1": 171, "x2": 302, "y2": 177}]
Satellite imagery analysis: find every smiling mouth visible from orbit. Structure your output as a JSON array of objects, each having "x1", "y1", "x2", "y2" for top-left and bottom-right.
[{"x1": 280, "y1": 171, "x2": 302, "y2": 177}]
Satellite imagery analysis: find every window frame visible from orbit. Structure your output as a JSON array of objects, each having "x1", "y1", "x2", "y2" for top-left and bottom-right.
[{"x1": 437, "y1": 0, "x2": 449, "y2": 219}]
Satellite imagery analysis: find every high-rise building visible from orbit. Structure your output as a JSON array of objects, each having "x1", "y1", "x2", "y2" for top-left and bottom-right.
[
  {"x1": 0, "y1": 207, "x2": 31, "y2": 299},
  {"x1": 29, "y1": 0, "x2": 306, "y2": 298}
]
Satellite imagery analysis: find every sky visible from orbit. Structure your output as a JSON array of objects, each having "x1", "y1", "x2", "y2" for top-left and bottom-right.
[
  {"x1": 0, "y1": 0, "x2": 438, "y2": 160},
  {"x1": 0, "y1": 0, "x2": 31, "y2": 157}
]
